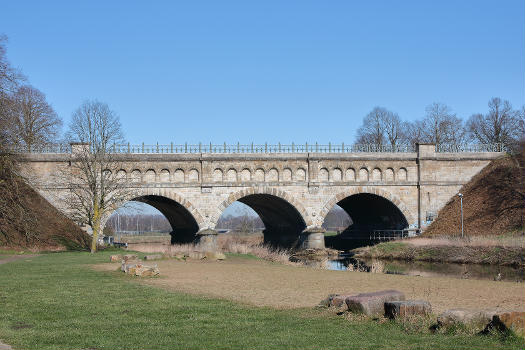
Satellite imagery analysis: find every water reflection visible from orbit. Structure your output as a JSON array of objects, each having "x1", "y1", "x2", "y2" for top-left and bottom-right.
[{"x1": 325, "y1": 254, "x2": 524, "y2": 282}]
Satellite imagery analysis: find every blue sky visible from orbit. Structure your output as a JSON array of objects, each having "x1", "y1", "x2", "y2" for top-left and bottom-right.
[
  {"x1": 2, "y1": 1, "x2": 523, "y2": 146},
  {"x1": 2, "y1": 1, "x2": 524, "y2": 218}
]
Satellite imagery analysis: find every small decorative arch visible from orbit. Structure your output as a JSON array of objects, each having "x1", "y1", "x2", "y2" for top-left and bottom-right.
[
  {"x1": 159, "y1": 169, "x2": 170, "y2": 182},
  {"x1": 345, "y1": 168, "x2": 355, "y2": 181},
  {"x1": 372, "y1": 168, "x2": 382, "y2": 182},
  {"x1": 211, "y1": 187, "x2": 312, "y2": 228},
  {"x1": 319, "y1": 168, "x2": 329, "y2": 181},
  {"x1": 116, "y1": 169, "x2": 127, "y2": 180},
  {"x1": 254, "y1": 168, "x2": 265, "y2": 182},
  {"x1": 319, "y1": 187, "x2": 415, "y2": 226},
  {"x1": 227, "y1": 168, "x2": 237, "y2": 182},
  {"x1": 173, "y1": 169, "x2": 185, "y2": 182},
  {"x1": 295, "y1": 168, "x2": 306, "y2": 181},
  {"x1": 188, "y1": 169, "x2": 199, "y2": 182},
  {"x1": 145, "y1": 169, "x2": 156, "y2": 183},
  {"x1": 359, "y1": 167, "x2": 369, "y2": 182},
  {"x1": 131, "y1": 169, "x2": 142, "y2": 182},
  {"x1": 283, "y1": 168, "x2": 292, "y2": 182},
  {"x1": 267, "y1": 168, "x2": 279, "y2": 182},
  {"x1": 398, "y1": 167, "x2": 408, "y2": 181},
  {"x1": 332, "y1": 168, "x2": 342, "y2": 182},
  {"x1": 240, "y1": 168, "x2": 251, "y2": 182},
  {"x1": 213, "y1": 168, "x2": 223, "y2": 182},
  {"x1": 385, "y1": 168, "x2": 394, "y2": 182}
]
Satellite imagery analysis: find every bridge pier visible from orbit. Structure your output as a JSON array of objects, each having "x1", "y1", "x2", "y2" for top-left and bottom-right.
[
  {"x1": 298, "y1": 227, "x2": 326, "y2": 250},
  {"x1": 195, "y1": 229, "x2": 218, "y2": 251}
]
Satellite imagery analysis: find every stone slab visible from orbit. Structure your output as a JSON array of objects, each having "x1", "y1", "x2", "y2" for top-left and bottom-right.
[
  {"x1": 345, "y1": 290, "x2": 405, "y2": 316},
  {"x1": 384, "y1": 300, "x2": 432, "y2": 319}
]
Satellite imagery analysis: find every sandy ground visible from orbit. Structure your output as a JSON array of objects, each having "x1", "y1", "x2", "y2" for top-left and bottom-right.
[{"x1": 97, "y1": 256, "x2": 525, "y2": 314}]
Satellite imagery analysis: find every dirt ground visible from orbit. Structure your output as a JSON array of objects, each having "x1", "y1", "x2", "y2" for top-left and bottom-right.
[{"x1": 97, "y1": 256, "x2": 525, "y2": 314}]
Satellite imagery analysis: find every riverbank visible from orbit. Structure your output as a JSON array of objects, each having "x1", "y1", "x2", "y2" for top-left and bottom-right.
[
  {"x1": 3, "y1": 252, "x2": 523, "y2": 349},
  {"x1": 352, "y1": 235, "x2": 525, "y2": 268}
]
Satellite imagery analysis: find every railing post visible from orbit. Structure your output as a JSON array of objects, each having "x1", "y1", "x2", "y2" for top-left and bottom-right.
[
  {"x1": 265, "y1": 142, "x2": 268, "y2": 153},
  {"x1": 292, "y1": 142, "x2": 294, "y2": 152},
  {"x1": 142, "y1": 142, "x2": 144, "y2": 153},
  {"x1": 185, "y1": 142, "x2": 188, "y2": 153},
  {"x1": 224, "y1": 142, "x2": 226, "y2": 153},
  {"x1": 306, "y1": 142, "x2": 308, "y2": 152},
  {"x1": 199, "y1": 142, "x2": 202, "y2": 153},
  {"x1": 210, "y1": 142, "x2": 212, "y2": 153},
  {"x1": 237, "y1": 142, "x2": 240, "y2": 153},
  {"x1": 316, "y1": 142, "x2": 318, "y2": 152},
  {"x1": 156, "y1": 142, "x2": 159, "y2": 153},
  {"x1": 342, "y1": 142, "x2": 344, "y2": 152},
  {"x1": 329, "y1": 142, "x2": 331, "y2": 152},
  {"x1": 128, "y1": 142, "x2": 130, "y2": 153},
  {"x1": 251, "y1": 142, "x2": 254, "y2": 153},
  {"x1": 278, "y1": 142, "x2": 281, "y2": 152},
  {"x1": 171, "y1": 142, "x2": 173, "y2": 153}
]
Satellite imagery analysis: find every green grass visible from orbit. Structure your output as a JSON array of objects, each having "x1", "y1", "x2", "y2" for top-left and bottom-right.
[
  {"x1": 323, "y1": 231, "x2": 340, "y2": 237},
  {"x1": 0, "y1": 252, "x2": 523, "y2": 350}
]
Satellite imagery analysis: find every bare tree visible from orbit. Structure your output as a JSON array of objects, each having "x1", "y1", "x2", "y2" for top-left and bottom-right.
[
  {"x1": 63, "y1": 100, "x2": 129, "y2": 253},
  {"x1": 466, "y1": 98, "x2": 521, "y2": 146},
  {"x1": 7, "y1": 85, "x2": 62, "y2": 151},
  {"x1": 421, "y1": 102, "x2": 465, "y2": 146}
]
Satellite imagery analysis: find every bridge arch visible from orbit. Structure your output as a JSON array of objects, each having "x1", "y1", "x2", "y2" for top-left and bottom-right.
[
  {"x1": 320, "y1": 187, "x2": 415, "y2": 230},
  {"x1": 102, "y1": 188, "x2": 205, "y2": 243},
  {"x1": 213, "y1": 187, "x2": 312, "y2": 247}
]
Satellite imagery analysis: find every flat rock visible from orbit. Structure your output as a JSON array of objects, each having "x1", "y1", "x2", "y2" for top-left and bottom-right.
[
  {"x1": 384, "y1": 300, "x2": 432, "y2": 319},
  {"x1": 133, "y1": 264, "x2": 160, "y2": 277},
  {"x1": 437, "y1": 308, "x2": 500, "y2": 328},
  {"x1": 123, "y1": 254, "x2": 138, "y2": 262},
  {"x1": 205, "y1": 251, "x2": 226, "y2": 260},
  {"x1": 345, "y1": 290, "x2": 405, "y2": 316},
  {"x1": 109, "y1": 254, "x2": 122, "y2": 262},
  {"x1": 144, "y1": 254, "x2": 163, "y2": 261}
]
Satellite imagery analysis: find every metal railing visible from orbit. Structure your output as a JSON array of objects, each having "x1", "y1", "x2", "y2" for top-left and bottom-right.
[
  {"x1": 11, "y1": 142, "x2": 507, "y2": 154},
  {"x1": 436, "y1": 143, "x2": 506, "y2": 153},
  {"x1": 369, "y1": 229, "x2": 420, "y2": 241},
  {"x1": 108, "y1": 142, "x2": 416, "y2": 154}
]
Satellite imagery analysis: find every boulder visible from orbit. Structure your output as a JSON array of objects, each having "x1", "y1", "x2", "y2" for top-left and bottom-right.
[
  {"x1": 123, "y1": 254, "x2": 138, "y2": 262},
  {"x1": 437, "y1": 308, "x2": 499, "y2": 329},
  {"x1": 486, "y1": 311, "x2": 525, "y2": 337},
  {"x1": 109, "y1": 254, "x2": 122, "y2": 262},
  {"x1": 384, "y1": 300, "x2": 432, "y2": 319},
  {"x1": 205, "y1": 251, "x2": 227, "y2": 260},
  {"x1": 345, "y1": 290, "x2": 405, "y2": 316},
  {"x1": 144, "y1": 254, "x2": 163, "y2": 261},
  {"x1": 121, "y1": 261, "x2": 139, "y2": 274}
]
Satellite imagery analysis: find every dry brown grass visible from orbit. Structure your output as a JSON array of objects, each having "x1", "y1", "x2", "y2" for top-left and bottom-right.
[
  {"x1": 406, "y1": 234, "x2": 525, "y2": 248},
  {"x1": 126, "y1": 233, "x2": 299, "y2": 266},
  {"x1": 95, "y1": 255, "x2": 525, "y2": 314}
]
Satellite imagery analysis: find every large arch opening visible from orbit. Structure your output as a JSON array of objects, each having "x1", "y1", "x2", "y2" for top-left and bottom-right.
[
  {"x1": 216, "y1": 194, "x2": 307, "y2": 248},
  {"x1": 323, "y1": 193, "x2": 409, "y2": 249},
  {"x1": 105, "y1": 195, "x2": 200, "y2": 244}
]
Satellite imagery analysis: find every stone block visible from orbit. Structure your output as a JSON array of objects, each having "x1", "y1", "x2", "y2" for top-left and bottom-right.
[
  {"x1": 345, "y1": 290, "x2": 405, "y2": 316},
  {"x1": 384, "y1": 300, "x2": 432, "y2": 319},
  {"x1": 437, "y1": 308, "x2": 497, "y2": 328},
  {"x1": 144, "y1": 254, "x2": 163, "y2": 261},
  {"x1": 109, "y1": 254, "x2": 122, "y2": 262},
  {"x1": 133, "y1": 265, "x2": 160, "y2": 277}
]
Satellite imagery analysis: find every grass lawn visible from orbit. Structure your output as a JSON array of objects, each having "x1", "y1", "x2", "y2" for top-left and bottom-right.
[{"x1": 0, "y1": 251, "x2": 523, "y2": 350}]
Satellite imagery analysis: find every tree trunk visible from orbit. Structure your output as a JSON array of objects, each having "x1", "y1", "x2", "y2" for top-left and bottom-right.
[{"x1": 90, "y1": 201, "x2": 100, "y2": 253}]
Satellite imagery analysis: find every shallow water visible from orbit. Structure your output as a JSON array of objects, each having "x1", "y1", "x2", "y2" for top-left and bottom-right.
[{"x1": 326, "y1": 254, "x2": 525, "y2": 282}]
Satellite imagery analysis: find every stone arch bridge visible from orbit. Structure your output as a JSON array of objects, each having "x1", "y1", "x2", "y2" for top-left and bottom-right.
[{"x1": 17, "y1": 143, "x2": 503, "y2": 249}]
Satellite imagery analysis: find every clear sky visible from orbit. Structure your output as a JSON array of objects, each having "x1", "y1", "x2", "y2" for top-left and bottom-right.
[{"x1": 1, "y1": 0, "x2": 524, "y2": 146}]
